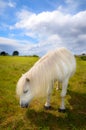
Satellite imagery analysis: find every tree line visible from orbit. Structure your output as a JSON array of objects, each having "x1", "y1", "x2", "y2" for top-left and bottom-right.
[
  {"x1": 0, "y1": 51, "x2": 19, "y2": 56},
  {"x1": 0, "y1": 51, "x2": 39, "y2": 57}
]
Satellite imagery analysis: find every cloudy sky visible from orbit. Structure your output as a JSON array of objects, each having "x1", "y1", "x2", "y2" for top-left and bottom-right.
[{"x1": 0, "y1": 0, "x2": 86, "y2": 56}]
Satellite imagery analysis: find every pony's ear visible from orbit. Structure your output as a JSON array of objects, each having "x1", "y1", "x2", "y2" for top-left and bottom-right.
[{"x1": 26, "y1": 78, "x2": 30, "y2": 82}]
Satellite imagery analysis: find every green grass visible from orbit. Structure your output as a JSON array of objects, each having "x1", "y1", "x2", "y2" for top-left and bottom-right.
[{"x1": 0, "y1": 56, "x2": 86, "y2": 130}]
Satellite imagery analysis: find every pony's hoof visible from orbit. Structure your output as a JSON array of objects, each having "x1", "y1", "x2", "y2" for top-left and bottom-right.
[
  {"x1": 58, "y1": 108, "x2": 66, "y2": 113},
  {"x1": 44, "y1": 105, "x2": 52, "y2": 110}
]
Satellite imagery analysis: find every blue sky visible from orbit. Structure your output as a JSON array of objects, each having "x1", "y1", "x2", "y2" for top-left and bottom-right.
[{"x1": 0, "y1": 0, "x2": 86, "y2": 56}]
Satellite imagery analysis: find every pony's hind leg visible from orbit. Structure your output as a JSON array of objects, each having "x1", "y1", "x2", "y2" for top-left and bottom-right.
[
  {"x1": 56, "y1": 81, "x2": 61, "y2": 90},
  {"x1": 58, "y1": 78, "x2": 68, "y2": 112}
]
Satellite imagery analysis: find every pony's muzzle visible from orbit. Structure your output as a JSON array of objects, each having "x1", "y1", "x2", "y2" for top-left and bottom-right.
[{"x1": 20, "y1": 102, "x2": 28, "y2": 108}]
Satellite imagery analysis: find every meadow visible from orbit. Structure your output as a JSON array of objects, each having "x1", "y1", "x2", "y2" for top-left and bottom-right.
[{"x1": 0, "y1": 56, "x2": 86, "y2": 130}]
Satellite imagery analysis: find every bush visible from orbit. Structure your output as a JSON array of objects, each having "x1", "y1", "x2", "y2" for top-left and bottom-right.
[{"x1": 80, "y1": 56, "x2": 86, "y2": 61}]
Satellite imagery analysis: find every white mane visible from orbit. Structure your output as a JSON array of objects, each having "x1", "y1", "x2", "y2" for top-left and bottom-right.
[{"x1": 17, "y1": 47, "x2": 76, "y2": 97}]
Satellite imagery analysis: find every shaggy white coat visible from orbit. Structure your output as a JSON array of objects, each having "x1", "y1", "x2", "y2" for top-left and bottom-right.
[{"x1": 16, "y1": 47, "x2": 76, "y2": 109}]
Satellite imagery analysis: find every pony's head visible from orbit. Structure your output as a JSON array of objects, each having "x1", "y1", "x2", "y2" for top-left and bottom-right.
[{"x1": 16, "y1": 74, "x2": 33, "y2": 108}]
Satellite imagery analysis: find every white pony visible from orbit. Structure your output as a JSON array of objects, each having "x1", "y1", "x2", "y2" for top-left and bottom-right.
[{"x1": 16, "y1": 47, "x2": 76, "y2": 112}]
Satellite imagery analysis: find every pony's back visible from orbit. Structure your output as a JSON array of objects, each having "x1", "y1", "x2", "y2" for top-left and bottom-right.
[{"x1": 25, "y1": 48, "x2": 76, "y2": 96}]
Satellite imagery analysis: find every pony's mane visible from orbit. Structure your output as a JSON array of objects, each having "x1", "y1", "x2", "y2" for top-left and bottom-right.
[
  {"x1": 17, "y1": 47, "x2": 76, "y2": 97},
  {"x1": 16, "y1": 74, "x2": 27, "y2": 96}
]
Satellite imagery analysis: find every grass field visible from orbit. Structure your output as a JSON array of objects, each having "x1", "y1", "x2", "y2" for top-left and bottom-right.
[{"x1": 0, "y1": 56, "x2": 86, "y2": 130}]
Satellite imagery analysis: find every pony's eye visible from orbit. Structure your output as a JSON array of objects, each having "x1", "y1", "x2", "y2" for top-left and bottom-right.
[{"x1": 23, "y1": 90, "x2": 28, "y2": 94}]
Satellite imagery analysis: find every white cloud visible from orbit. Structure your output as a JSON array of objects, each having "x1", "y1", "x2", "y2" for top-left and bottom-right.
[
  {"x1": 58, "y1": 0, "x2": 84, "y2": 14},
  {"x1": 2, "y1": 5, "x2": 86, "y2": 56},
  {"x1": 65, "y1": 0, "x2": 75, "y2": 4},
  {"x1": 0, "y1": 37, "x2": 21, "y2": 46},
  {"x1": 11, "y1": 9, "x2": 86, "y2": 53},
  {"x1": 0, "y1": 37, "x2": 34, "y2": 55},
  {"x1": 0, "y1": 0, "x2": 16, "y2": 15},
  {"x1": 13, "y1": 9, "x2": 86, "y2": 36},
  {"x1": 8, "y1": 1, "x2": 16, "y2": 8}
]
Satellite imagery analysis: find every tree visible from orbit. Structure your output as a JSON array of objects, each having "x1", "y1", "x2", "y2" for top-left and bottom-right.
[
  {"x1": 12, "y1": 51, "x2": 19, "y2": 56},
  {"x1": 82, "y1": 53, "x2": 86, "y2": 56},
  {"x1": 33, "y1": 54, "x2": 39, "y2": 57},
  {"x1": 0, "y1": 51, "x2": 8, "y2": 56}
]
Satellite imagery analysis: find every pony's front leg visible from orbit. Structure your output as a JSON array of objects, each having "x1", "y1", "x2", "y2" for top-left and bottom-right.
[
  {"x1": 44, "y1": 84, "x2": 53, "y2": 109},
  {"x1": 58, "y1": 79, "x2": 68, "y2": 112}
]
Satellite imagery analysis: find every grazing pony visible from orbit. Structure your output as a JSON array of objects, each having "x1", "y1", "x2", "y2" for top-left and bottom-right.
[{"x1": 16, "y1": 47, "x2": 76, "y2": 112}]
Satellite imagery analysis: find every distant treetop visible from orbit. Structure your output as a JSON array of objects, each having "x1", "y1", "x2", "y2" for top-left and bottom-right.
[
  {"x1": 12, "y1": 51, "x2": 19, "y2": 56},
  {"x1": 0, "y1": 51, "x2": 9, "y2": 56}
]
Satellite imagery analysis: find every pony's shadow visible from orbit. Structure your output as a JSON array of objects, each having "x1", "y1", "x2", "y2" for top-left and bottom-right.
[
  {"x1": 26, "y1": 90, "x2": 86, "y2": 129},
  {"x1": 26, "y1": 109, "x2": 66, "y2": 129}
]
